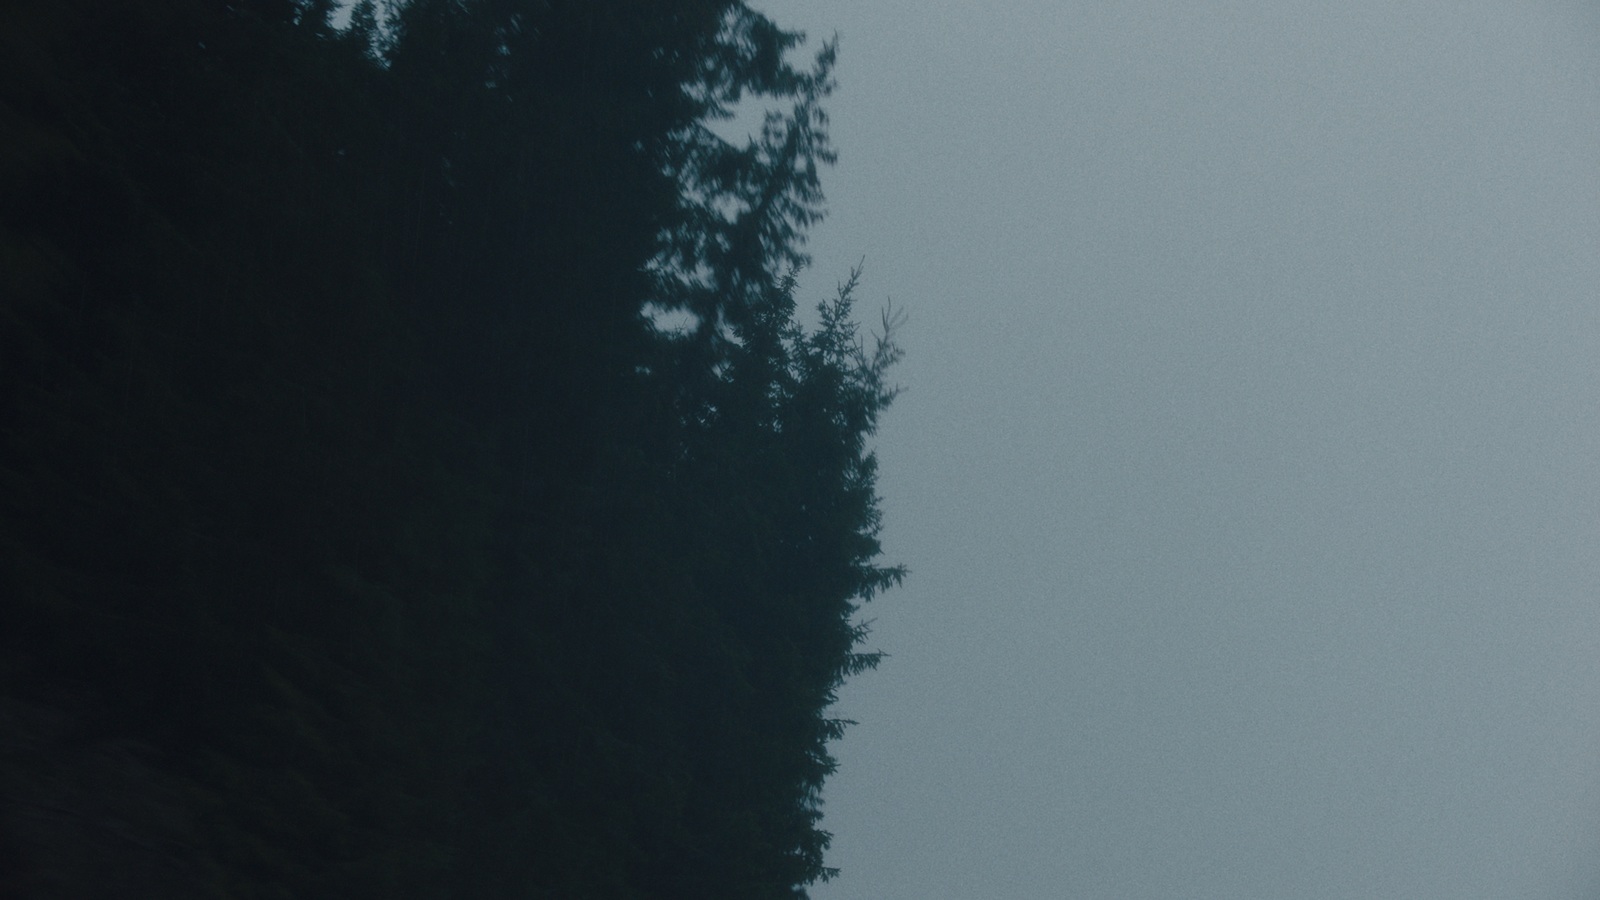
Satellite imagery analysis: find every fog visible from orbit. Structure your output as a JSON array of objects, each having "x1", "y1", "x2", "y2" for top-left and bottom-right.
[{"x1": 757, "y1": 1, "x2": 1600, "y2": 896}]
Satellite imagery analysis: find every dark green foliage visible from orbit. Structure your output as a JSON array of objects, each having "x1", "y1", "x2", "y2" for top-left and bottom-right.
[{"x1": 0, "y1": 0, "x2": 900, "y2": 897}]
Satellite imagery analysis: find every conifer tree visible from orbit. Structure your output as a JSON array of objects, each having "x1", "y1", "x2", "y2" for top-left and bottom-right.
[{"x1": 0, "y1": 1, "x2": 900, "y2": 896}]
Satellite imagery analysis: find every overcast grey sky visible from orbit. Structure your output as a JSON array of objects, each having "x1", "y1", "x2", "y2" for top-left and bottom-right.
[{"x1": 748, "y1": 2, "x2": 1600, "y2": 897}]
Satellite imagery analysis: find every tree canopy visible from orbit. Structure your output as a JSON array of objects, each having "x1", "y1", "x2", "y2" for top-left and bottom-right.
[{"x1": 0, "y1": 0, "x2": 901, "y2": 896}]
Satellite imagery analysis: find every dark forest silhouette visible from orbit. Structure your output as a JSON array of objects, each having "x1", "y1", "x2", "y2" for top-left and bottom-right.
[{"x1": 0, "y1": 0, "x2": 901, "y2": 895}]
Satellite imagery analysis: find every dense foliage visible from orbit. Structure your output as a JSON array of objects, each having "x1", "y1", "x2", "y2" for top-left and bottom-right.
[{"x1": 0, "y1": 0, "x2": 902, "y2": 896}]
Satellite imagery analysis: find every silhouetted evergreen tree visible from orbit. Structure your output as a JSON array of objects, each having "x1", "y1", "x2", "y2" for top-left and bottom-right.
[{"x1": 0, "y1": 1, "x2": 900, "y2": 896}]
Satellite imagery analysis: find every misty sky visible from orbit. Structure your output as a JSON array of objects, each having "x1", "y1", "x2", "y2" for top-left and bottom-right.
[{"x1": 747, "y1": 2, "x2": 1600, "y2": 897}]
